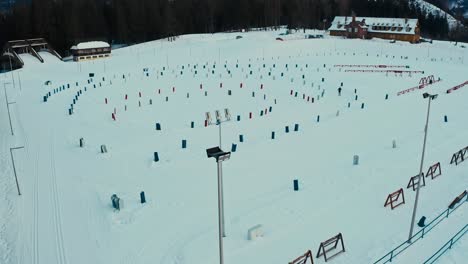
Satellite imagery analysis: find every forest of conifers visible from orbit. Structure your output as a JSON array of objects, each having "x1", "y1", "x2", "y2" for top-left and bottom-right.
[{"x1": 0, "y1": 0, "x2": 465, "y2": 55}]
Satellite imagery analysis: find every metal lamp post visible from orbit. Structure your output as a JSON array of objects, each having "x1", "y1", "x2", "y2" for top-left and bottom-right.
[
  {"x1": 408, "y1": 92, "x2": 438, "y2": 242},
  {"x1": 207, "y1": 147, "x2": 231, "y2": 264},
  {"x1": 4, "y1": 82, "x2": 15, "y2": 135},
  {"x1": 10, "y1": 146, "x2": 24, "y2": 195}
]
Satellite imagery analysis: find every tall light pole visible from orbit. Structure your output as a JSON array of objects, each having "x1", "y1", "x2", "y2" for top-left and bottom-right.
[
  {"x1": 206, "y1": 109, "x2": 231, "y2": 149},
  {"x1": 8, "y1": 51, "x2": 16, "y2": 89},
  {"x1": 10, "y1": 146, "x2": 25, "y2": 195},
  {"x1": 408, "y1": 92, "x2": 438, "y2": 242},
  {"x1": 206, "y1": 147, "x2": 231, "y2": 264},
  {"x1": 4, "y1": 82, "x2": 15, "y2": 135}
]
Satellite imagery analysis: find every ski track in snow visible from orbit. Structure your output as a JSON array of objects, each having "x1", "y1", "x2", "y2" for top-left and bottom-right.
[
  {"x1": 50, "y1": 134, "x2": 68, "y2": 264},
  {"x1": 0, "y1": 132, "x2": 14, "y2": 264}
]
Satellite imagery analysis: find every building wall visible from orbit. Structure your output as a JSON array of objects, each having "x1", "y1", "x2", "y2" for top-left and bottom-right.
[
  {"x1": 329, "y1": 30, "x2": 420, "y2": 43},
  {"x1": 73, "y1": 53, "x2": 110, "y2": 62},
  {"x1": 330, "y1": 31, "x2": 346, "y2": 37}
]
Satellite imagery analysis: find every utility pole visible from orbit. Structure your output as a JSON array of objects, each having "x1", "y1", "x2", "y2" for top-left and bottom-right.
[
  {"x1": 10, "y1": 146, "x2": 25, "y2": 195},
  {"x1": 8, "y1": 51, "x2": 16, "y2": 89},
  {"x1": 4, "y1": 83, "x2": 15, "y2": 135},
  {"x1": 207, "y1": 147, "x2": 231, "y2": 264}
]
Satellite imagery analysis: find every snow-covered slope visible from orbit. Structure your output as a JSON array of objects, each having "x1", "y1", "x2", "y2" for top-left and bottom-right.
[
  {"x1": 413, "y1": 0, "x2": 461, "y2": 29},
  {"x1": 0, "y1": 30, "x2": 467, "y2": 264}
]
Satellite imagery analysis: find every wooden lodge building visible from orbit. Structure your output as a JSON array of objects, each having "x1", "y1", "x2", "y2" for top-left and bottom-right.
[
  {"x1": 328, "y1": 15, "x2": 420, "y2": 43},
  {"x1": 70, "y1": 41, "x2": 111, "y2": 62}
]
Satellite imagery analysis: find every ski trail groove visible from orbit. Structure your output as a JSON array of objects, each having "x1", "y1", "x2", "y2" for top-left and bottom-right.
[
  {"x1": 32, "y1": 146, "x2": 40, "y2": 264},
  {"x1": 50, "y1": 136, "x2": 68, "y2": 264}
]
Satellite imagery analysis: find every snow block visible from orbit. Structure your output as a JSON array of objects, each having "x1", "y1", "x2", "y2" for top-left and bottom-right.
[{"x1": 247, "y1": 224, "x2": 263, "y2": 240}]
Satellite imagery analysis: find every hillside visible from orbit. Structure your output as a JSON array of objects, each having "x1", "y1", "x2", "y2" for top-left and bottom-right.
[{"x1": 413, "y1": 0, "x2": 461, "y2": 29}]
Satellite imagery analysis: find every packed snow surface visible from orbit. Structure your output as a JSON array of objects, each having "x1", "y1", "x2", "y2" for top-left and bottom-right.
[{"x1": 0, "y1": 30, "x2": 467, "y2": 264}]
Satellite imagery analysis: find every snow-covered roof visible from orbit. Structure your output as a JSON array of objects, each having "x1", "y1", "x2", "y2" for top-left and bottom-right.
[
  {"x1": 71, "y1": 41, "x2": 110, "y2": 50},
  {"x1": 329, "y1": 16, "x2": 419, "y2": 35}
]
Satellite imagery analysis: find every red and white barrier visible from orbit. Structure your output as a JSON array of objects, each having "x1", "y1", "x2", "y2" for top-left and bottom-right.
[
  {"x1": 447, "y1": 81, "x2": 468, "y2": 94},
  {"x1": 397, "y1": 76, "x2": 441, "y2": 96},
  {"x1": 334, "y1": 64, "x2": 407, "y2": 68},
  {"x1": 345, "y1": 69, "x2": 423, "y2": 74}
]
